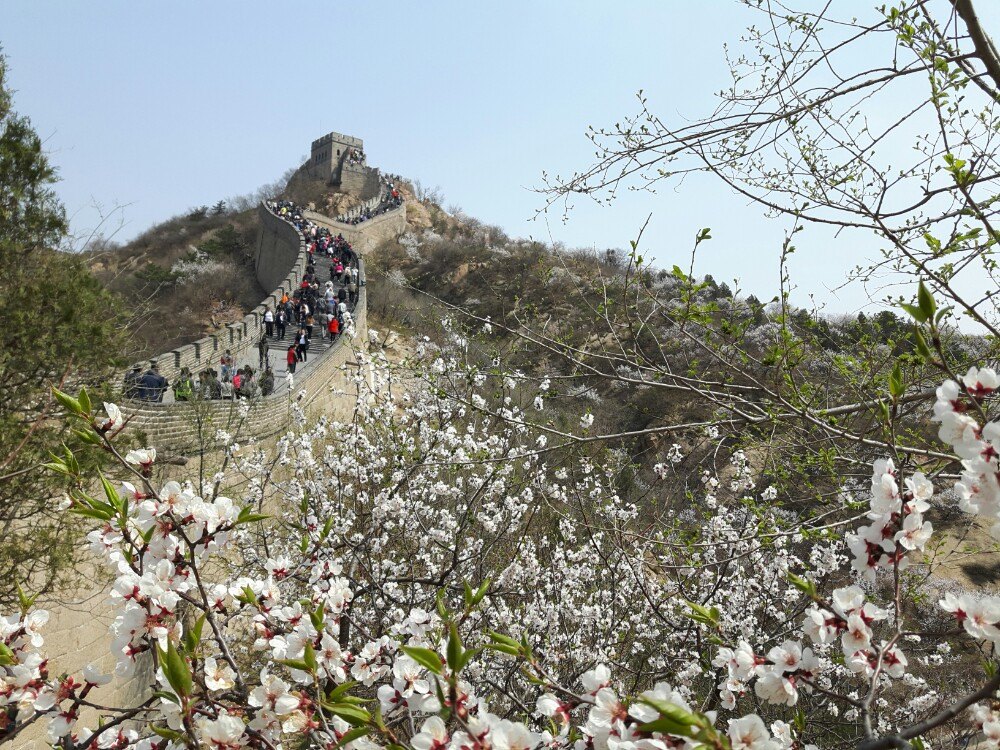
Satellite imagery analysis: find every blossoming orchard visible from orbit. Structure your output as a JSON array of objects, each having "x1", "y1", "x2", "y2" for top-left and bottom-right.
[{"x1": 2, "y1": 274, "x2": 1000, "y2": 750}]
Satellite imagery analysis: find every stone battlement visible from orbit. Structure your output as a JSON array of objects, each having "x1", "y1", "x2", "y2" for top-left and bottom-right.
[{"x1": 311, "y1": 131, "x2": 363, "y2": 152}]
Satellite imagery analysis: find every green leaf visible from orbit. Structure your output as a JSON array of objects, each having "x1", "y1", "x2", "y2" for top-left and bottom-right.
[
  {"x1": 463, "y1": 581, "x2": 474, "y2": 607},
  {"x1": 889, "y1": 362, "x2": 904, "y2": 399},
  {"x1": 322, "y1": 702, "x2": 371, "y2": 726},
  {"x1": 487, "y1": 643, "x2": 521, "y2": 656},
  {"x1": 400, "y1": 645, "x2": 443, "y2": 675},
  {"x1": 304, "y1": 641, "x2": 318, "y2": 673},
  {"x1": 787, "y1": 573, "x2": 817, "y2": 597},
  {"x1": 158, "y1": 641, "x2": 192, "y2": 697},
  {"x1": 447, "y1": 621, "x2": 463, "y2": 671},
  {"x1": 99, "y1": 471, "x2": 122, "y2": 513},
  {"x1": 16, "y1": 584, "x2": 38, "y2": 615},
  {"x1": 326, "y1": 681, "x2": 359, "y2": 703},
  {"x1": 150, "y1": 724, "x2": 186, "y2": 741},
  {"x1": 488, "y1": 632, "x2": 520, "y2": 649},
  {"x1": 77, "y1": 387, "x2": 92, "y2": 416},
  {"x1": 914, "y1": 327, "x2": 933, "y2": 361},
  {"x1": 72, "y1": 427, "x2": 103, "y2": 445},
  {"x1": 899, "y1": 302, "x2": 927, "y2": 323},
  {"x1": 69, "y1": 505, "x2": 114, "y2": 521},
  {"x1": 52, "y1": 388, "x2": 82, "y2": 416},
  {"x1": 42, "y1": 461, "x2": 73, "y2": 477},
  {"x1": 458, "y1": 647, "x2": 481, "y2": 671},
  {"x1": 150, "y1": 690, "x2": 181, "y2": 705},
  {"x1": 879, "y1": 400, "x2": 892, "y2": 424},
  {"x1": 683, "y1": 600, "x2": 719, "y2": 627},
  {"x1": 638, "y1": 697, "x2": 698, "y2": 726},
  {"x1": 0, "y1": 642, "x2": 15, "y2": 666},
  {"x1": 917, "y1": 281, "x2": 936, "y2": 320},
  {"x1": 638, "y1": 717, "x2": 693, "y2": 737},
  {"x1": 473, "y1": 578, "x2": 491, "y2": 604},
  {"x1": 332, "y1": 727, "x2": 370, "y2": 749},
  {"x1": 184, "y1": 614, "x2": 207, "y2": 653},
  {"x1": 276, "y1": 658, "x2": 312, "y2": 672},
  {"x1": 310, "y1": 602, "x2": 326, "y2": 631}
]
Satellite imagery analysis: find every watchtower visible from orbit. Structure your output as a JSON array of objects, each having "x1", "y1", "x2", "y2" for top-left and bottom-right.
[{"x1": 307, "y1": 131, "x2": 365, "y2": 185}]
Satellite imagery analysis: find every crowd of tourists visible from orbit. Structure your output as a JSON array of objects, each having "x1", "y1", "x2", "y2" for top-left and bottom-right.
[
  {"x1": 345, "y1": 147, "x2": 365, "y2": 166},
  {"x1": 124, "y1": 360, "x2": 275, "y2": 403},
  {"x1": 336, "y1": 179, "x2": 403, "y2": 225},
  {"x1": 123, "y1": 198, "x2": 363, "y2": 403}
]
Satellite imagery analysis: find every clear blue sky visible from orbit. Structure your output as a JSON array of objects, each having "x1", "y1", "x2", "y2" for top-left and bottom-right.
[{"x1": 3, "y1": 2, "x2": 996, "y2": 316}]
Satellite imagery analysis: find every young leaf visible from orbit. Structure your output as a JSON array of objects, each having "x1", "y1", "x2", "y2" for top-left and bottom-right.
[
  {"x1": 77, "y1": 387, "x2": 92, "y2": 416},
  {"x1": 473, "y1": 578, "x2": 491, "y2": 604},
  {"x1": 158, "y1": 641, "x2": 192, "y2": 698},
  {"x1": 917, "y1": 281, "x2": 936, "y2": 320},
  {"x1": 447, "y1": 621, "x2": 463, "y2": 672},
  {"x1": 52, "y1": 388, "x2": 82, "y2": 416},
  {"x1": 304, "y1": 640, "x2": 318, "y2": 673},
  {"x1": 400, "y1": 646, "x2": 443, "y2": 675},
  {"x1": 332, "y1": 727, "x2": 370, "y2": 749},
  {"x1": 899, "y1": 302, "x2": 927, "y2": 323},
  {"x1": 323, "y1": 703, "x2": 371, "y2": 726},
  {"x1": 889, "y1": 362, "x2": 904, "y2": 400}
]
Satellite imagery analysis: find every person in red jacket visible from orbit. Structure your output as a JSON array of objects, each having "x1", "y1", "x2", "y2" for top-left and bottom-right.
[
  {"x1": 286, "y1": 344, "x2": 297, "y2": 374},
  {"x1": 327, "y1": 315, "x2": 340, "y2": 341}
]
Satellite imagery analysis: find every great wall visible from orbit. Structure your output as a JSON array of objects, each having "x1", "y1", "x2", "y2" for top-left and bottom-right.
[
  {"x1": 7, "y1": 133, "x2": 405, "y2": 748},
  {"x1": 119, "y1": 131, "x2": 408, "y2": 453}
]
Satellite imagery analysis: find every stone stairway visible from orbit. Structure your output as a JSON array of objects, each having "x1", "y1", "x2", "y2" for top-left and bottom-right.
[{"x1": 264, "y1": 249, "x2": 357, "y2": 395}]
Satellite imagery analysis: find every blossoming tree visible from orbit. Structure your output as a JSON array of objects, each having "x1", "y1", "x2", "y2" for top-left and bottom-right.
[{"x1": 2, "y1": 280, "x2": 1000, "y2": 750}]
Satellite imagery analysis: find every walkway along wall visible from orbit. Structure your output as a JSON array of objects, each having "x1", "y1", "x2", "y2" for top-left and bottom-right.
[{"x1": 122, "y1": 200, "x2": 404, "y2": 453}]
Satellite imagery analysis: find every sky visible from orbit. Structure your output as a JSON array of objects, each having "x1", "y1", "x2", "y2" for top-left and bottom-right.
[{"x1": 3, "y1": 1, "x2": 998, "y2": 318}]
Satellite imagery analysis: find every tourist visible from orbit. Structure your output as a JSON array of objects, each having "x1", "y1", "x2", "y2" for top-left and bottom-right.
[
  {"x1": 260, "y1": 367, "x2": 275, "y2": 396},
  {"x1": 173, "y1": 367, "x2": 194, "y2": 401},
  {"x1": 327, "y1": 315, "x2": 340, "y2": 341},
  {"x1": 296, "y1": 329, "x2": 309, "y2": 362},
  {"x1": 221, "y1": 349, "x2": 235, "y2": 382},
  {"x1": 263, "y1": 307, "x2": 274, "y2": 337},
  {"x1": 123, "y1": 364, "x2": 142, "y2": 399},
  {"x1": 258, "y1": 333, "x2": 269, "y2": 369},
  {"x1": 237, "y1": 367, "x2": 258, "y2": 399},
  {"x1": 139, "y1": 364, "x2": 168, "y2": 402},
  {"x1": 276, "y1": 309, "x2": 287, "y2": 340},
  {"x1": 286, "y1": 344, "x2": 297, "y2": 374},
  {"x1": 209, "y1": 370, "x2": 223, "y2": 399}
]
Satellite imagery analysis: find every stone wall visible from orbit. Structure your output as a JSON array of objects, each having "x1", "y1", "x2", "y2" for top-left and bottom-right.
[
  {"x1": 303, "y1": 205, "x2": 407, "y2": 256},
  {"x1": 255, "y1": 204, "x2": 304, "y2": 291},
  {"x1": 142, "y1": 204, "x2": 309, "y2": 385},
  {"x1": 123, "y1": 289, "x2": 368, "y2": 452},
  {"x1": 339, "y1": 163, "x2": 382, "y2": 199},
  {"x1": 126, "y1": 197, "x2": 403, "y2": 455}
]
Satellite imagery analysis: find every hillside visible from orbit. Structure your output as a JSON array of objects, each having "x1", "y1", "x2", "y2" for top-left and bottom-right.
[{"x1": 85, "y1": 162, "x2": 387, "y2": 361}]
